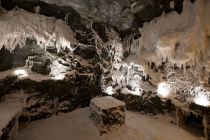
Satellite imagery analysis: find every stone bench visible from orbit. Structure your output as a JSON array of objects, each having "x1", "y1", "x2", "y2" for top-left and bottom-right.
[{"x1": 90, "y1": 96, "x2": 125, "y2": 134}]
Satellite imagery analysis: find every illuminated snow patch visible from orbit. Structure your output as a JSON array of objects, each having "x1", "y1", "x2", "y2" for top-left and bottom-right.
[
  {"x1": 105, "y1": 86, "x2": 114, "y2": 95},
  {"x1": 194, "y1": 95, "x2": 210, "y2": 107},
  {"x1": 50, "y1": 59, "x2": 69, "y2": 80},
  {"x1": 13, "y1": 69, "x2": 29, "y2": 78},
  {"x1": 157, "y1": 82, "x2": 171, "y2": 98},
  {"x1": 51, "y1": 73, "x2": 66, "y2": 80},
  {"x1": 121, "y1": 87, "x2": 142, "y2": 96}
]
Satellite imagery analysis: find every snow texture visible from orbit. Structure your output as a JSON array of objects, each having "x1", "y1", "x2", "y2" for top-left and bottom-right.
[
  {"x1": 90, "y1": 96, "x2": 125, "y2": 133},
  {"x1": 11, "y1": 108, "x2": 205, "y2": 140},
  {"x1": 122, "y1": 0, "x2": 210, "y2": 107},
  {"x1": 0, "y1": 9, "x2": 77, "y2": 52},
  {"x1": 90, "y1": 96, "x2": 125, "y2": 110},
  {"x1": 0, "y1": 91, "x2": 25, "y2": 137},
  {"x1": 129, "y1": 0, "x2": 209, "y2": 69}
]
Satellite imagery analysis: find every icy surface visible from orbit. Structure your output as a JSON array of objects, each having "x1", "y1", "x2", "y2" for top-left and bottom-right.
[
  {"x1": 12, "y1": 108, "x2": 205, "y2": 140},
  {"x1": 0, "y1": 9, "x2": 76, "y2": 52}
]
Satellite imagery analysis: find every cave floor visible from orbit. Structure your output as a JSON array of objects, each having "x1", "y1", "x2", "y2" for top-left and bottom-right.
[{"x1": 10, "y1": 108, "x2": 205, "y2": 140}]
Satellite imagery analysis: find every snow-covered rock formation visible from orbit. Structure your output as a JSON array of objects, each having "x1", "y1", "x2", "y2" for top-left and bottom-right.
[
  {"x1": 0, "y1": 9, "x2": 76, "y2": 51},
  {"x1": 90, "y1": 96, "x2": 125, "y2": 134},
  {"x1": 0, "y1": 0, "x2": 210, "y2": 139}
]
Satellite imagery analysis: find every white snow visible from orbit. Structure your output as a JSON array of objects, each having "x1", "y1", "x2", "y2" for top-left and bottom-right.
[
  {"x1": 121, "y1": 87, "x2": 142, "y2": 96},
  {"x1": 104, "y1": 86, "x2": 114, "y2": 95},
  {"x1": 12, "y1": 108, "x2": 205, "y2": 140},
  {"x1": 157, "y1": 82, "x2": 171, "y2": 98},
  {"x1": 0, "y1": 8, "x2": 77, "y2": 52},
  {"x1": 0, "y1": 91, "x2": 25, "y2": 136},
  {"x1": 194, "y1": 96, "x2": 210, "y2": 107},
  {"x1": 13, "y1": 69, "x2": 29, "y2": 78},
  {"x1": 129, "y1": 0, "x2": 209, "y2": 69},
  {"x1": 49, "y1": 59, "x2": 70, "y2": 80},
  {"x1": 119, "y1": 0, "x2": 210, "y2": 107},
  {"x1": 0, "y1": 67, "x2": 51, "y2": 82},
  {"x1": 90, "y1": 96, "x2": 125, "y2": 110}
]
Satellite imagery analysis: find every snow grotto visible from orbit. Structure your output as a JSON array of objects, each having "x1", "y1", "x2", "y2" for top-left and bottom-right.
[{"x1": 0, "y1": 0, "x2": 210, "y2": 140}]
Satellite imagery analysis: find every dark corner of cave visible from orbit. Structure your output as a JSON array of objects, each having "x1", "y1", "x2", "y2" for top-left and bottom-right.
[{"x1": 0, "y1": 0, "x2": 210, "y2": 140}]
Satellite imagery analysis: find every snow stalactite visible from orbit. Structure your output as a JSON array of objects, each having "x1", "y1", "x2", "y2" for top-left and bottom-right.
[
  {"x1": 136, "y1": 0, "x2": 208, "y2": 69},
  {"x1": 122, "y1": 0, "x2": 210, "y2": 106},
  {"x1": 0, "y1": 9, "x2": 77, "y2": 52}
]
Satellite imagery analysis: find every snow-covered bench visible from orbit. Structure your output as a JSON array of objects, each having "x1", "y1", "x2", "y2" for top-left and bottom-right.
[{"x1": 90, "y1": 96, "x2": 125, "y2": 134}]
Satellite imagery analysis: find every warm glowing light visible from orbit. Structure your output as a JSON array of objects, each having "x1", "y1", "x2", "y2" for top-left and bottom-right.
[
  {"x1": 194, "y1": 95, "x2": 210, "y2": 107},
  {"x1": 13, "y1": 69, "x2": 29, "y2": 78},
  {"x1": 105, "y1": 86, "x2": 114, "y2": 95},
  {"x1": 157, "y1": 82, "x2": 171, "y2": 98}
]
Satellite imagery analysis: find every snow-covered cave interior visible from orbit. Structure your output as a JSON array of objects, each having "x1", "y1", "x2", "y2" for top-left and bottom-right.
[{"x1": 0, "y1": 0, "x2": 210, "y2": 140}]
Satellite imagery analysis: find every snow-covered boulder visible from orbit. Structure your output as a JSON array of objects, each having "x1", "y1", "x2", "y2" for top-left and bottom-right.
[{"x1": 90, "y1": 96, "x2": 125, "y2": 134}]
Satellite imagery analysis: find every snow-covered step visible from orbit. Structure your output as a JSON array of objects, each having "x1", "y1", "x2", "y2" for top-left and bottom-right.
[
  {"x1": 0, "y1": 92, "x2": 25, "y2": 140},
  {"x1": 90, "y1": 96, "x2": 125, "y2": 134}
]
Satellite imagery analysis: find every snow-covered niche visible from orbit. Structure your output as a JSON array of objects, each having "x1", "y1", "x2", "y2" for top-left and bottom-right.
[
  {"x1": 0, "y1": 9, "x2": 77, "y2": 52},
  {"x1": 135, "y1": 0, "x2": 209, "y2": 68}
]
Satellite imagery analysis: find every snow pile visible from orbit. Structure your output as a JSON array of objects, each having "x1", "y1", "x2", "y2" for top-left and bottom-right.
[{"x1": 0, "y1": 9, "x2": 77, "y2": 52}]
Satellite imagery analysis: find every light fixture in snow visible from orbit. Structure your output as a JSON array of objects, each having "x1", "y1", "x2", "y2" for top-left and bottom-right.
[
  {"x1": 194, "y1": 95, "x2": 210, "y2": 107},
  {"x1": 157, "y1": 82, "x2": 171, "y2": 98},
  {"x1": 105, "y1": 86, "x2": 114, "y2": 95},
  {"x1": 13, "y1": 69, "x2": 29, "y2": 78}
]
